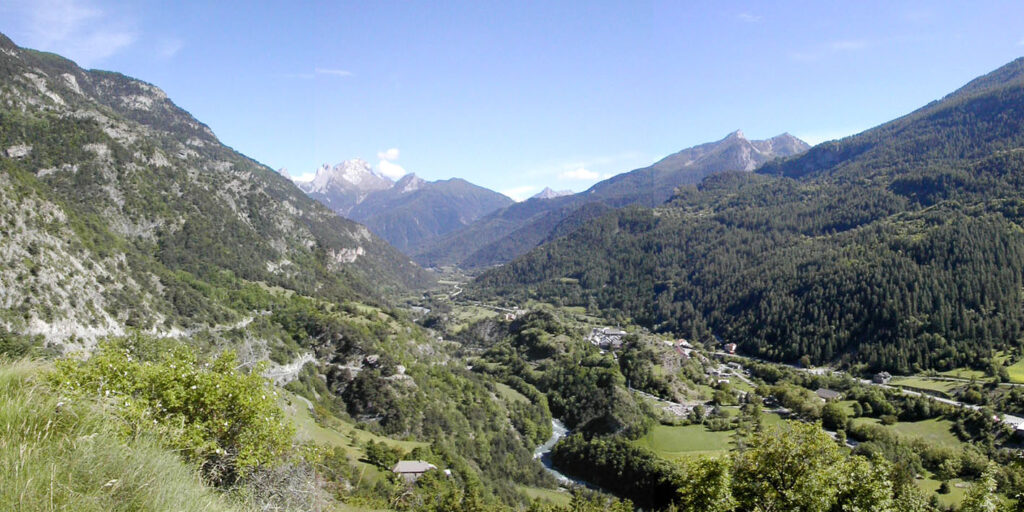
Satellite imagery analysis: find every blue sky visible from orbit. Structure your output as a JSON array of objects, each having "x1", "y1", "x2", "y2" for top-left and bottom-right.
[{"x1": 2, "y1": 1, "x2": 1023, "y2": 200}]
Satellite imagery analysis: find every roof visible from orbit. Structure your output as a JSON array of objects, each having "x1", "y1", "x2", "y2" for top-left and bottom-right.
[
  {"x1": 815, "y1": 388, "x2": 842, "y2": 400},
  {"x1": 392, "y1": 460, "x2": 437, "y2": 474}
]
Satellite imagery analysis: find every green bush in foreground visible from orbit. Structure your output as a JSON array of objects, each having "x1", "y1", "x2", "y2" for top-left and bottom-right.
[
  {"x1": 51, "y1": 334, "x2": 294, "y2": 483},
  {"x1": 0, "y1": 359, "x2": 240, "y2": 512}
]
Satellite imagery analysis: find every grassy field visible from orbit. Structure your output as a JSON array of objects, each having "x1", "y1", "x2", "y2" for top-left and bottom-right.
[
  {"x1": 634, "y1": 424, "x2": 735, "y2": 459},
  {"x1": 1007, "y1": 358, "x2": 1024, "y2": 384},
  {"x1": 889, "y1": 376, "x2": 959, "y2": 398},
  {"x1": 519, "y1": 485, "x2": 572, "y2": 506},
  {"x1": 635, "y1": 413, "x2": 788, "y2": 459},
  {"x1": 935, "y1": 367, "x2": 988, "y2": 380},
  {"x1": 493, "y1": 382, "x2": 530, "y2": 403},
  {"x1": 280, "y1": 390, "x2": 426, "y2": 485},
  {"x1": 917, "y1": 475, "x2": 969, "y2": 509},
  {"x1": 836, "y1": 400, "x2": 859, "y2": 415},
  {"x1": 447, "y1": 304, "x2": 500, "y2": 333},
  {"x1": 852, "y1": 416, "x2": 962, "y2": 449}
]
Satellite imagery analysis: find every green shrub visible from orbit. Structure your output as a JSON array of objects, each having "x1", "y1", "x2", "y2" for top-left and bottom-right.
[
  {"x1": 51, "y1": 334, "x2": 294, "y2": 483},
  {"x1": 0, "y1": 359, "x2": 240, "y2": 512}
]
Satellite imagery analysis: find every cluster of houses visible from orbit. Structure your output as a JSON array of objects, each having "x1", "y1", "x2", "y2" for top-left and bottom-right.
[
  {"x1": 671, "y1": 338, "x2": 694, "y2": 357},
  {"x1": 708, "y1": 361, "x2": 745, "y2": 385},
  {"x1": 587, "y1": 327, "x2": 628, "y2": 350}
]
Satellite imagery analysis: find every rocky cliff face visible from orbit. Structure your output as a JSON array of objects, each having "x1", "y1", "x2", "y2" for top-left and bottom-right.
[
  {"x1": 0, "y1": 33, "x2": 432, "y2": 348},
  {"x1": 296, "y1": 159, "x2": 394, "y2": 215}
]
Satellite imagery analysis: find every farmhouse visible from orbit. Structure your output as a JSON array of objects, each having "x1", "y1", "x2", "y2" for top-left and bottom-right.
[
  {"x1": 873, "y1": 371, "x2": 892, "y2": 384},
  {"x1": 392, "y1": 460, "x2": 437, "y2": 482},
  {"x1": 815, "y1": 388, "x2": 842, "y2": 402}
]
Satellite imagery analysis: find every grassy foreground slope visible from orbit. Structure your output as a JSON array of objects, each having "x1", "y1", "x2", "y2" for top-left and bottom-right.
[{"x1": 0, "y1": 359, "x2": 238, "y2": 512}]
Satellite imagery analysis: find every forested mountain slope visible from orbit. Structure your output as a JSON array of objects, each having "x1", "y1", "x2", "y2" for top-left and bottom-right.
[
  {"x1": 416, "y1": 131, "x2": 807, "y2": 269},
  {"x1": 473, "y1": 57, "x2": 1024, "y2": 373},
  {"x1": 0, "y1": 32, "x2": 431, "y2": 346}
]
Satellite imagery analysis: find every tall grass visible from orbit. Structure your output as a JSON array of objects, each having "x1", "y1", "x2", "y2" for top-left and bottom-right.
[{"x1": 0, "y1": 359, "x2": 241, "y2": 512}]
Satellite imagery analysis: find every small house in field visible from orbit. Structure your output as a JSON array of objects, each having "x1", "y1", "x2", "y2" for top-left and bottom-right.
[
  {"x1": 723, "y1": 343, "x2": 737, "y2": 354},
  {"x1": 392, "y1": 460, "x2": 437, "y2": 482},
  {"x1": 815, "y1": 388, "x2": 842, "y2": 402},
  {"x1": 873, "y1": 371, "x2": 892, "y2": 384}
]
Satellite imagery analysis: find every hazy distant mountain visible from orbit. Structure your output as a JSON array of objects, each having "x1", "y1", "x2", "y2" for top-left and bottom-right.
[
  {"x1": 296, "y1": 164, "x2": 513, "y2": 254},
  {"x1": 347, "y1": 174, "x2": 514, "y2": 253},
  {"x1": 532, "y1": 187, "x2": 574, "y2": 200},
  {"x1": 583, "y1": 130, "x2": 810, "y2": 206},
  {"x1": 414, "y1": 131, "x2": 809, "y2": 268}
]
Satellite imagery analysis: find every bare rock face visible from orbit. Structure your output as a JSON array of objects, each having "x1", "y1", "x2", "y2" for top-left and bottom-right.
[
  {"x1": 295, "y1": 160, "x2": 394, "y2": 215},
  {"x1": 532, "y1": 187, "x2": 573, "y2": 200},
  {"x1": 0, "y1": 32, "x2": 432, "y2": 348}
]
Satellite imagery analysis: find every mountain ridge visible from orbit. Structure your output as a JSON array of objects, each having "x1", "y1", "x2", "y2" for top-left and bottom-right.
[
  {"x1": 0, "y1": 33, "x2": 432, "y2": 347},
  {"x1": 415, "y1": 131, "x2": 809, "y2": 268},
  {"x1": 295, "y1": 161, "x2": 514, "y2": 253},
  {"x1": 471, "y1": 55, "x2": 1024, "y2": 373}
]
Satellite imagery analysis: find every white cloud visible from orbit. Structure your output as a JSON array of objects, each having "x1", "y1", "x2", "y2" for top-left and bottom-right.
[
  {"x1": 291, "y1": 172, "x2": 315, "y2": 183},
  {"x1": 377, "y1": 148, "x2": 400, "y2": 161},
  {"x1": 157, "y1": 37, "x2": 183, "y2": 59},
  {"x1": 501, "y1": 186, "x2": 540, "y2": 202},
  {"x1": 378, "y1": 159, "x2": 407, "y2": 179},
  {"x1": 737, "y1": 12, "x2": 761, "y2": 23},
  {"x1": 282, "y1": 67, "x2": 355, "y2": 80},
  {"x1": 559, "y1": 167, "x2": 599, "y2": 181},
  {"x1": 794, "y1": 129, "x2": 862, "y2": 146},
  {"x1": 9, "y1": 0, "x2": 136, "y2": 67},
  {"x1": 829, "y1": 40, "x2": 868, "y2": 51},
  {"x1": 790, "y1": 39, "x2": 871, "y2": 62},
  {"x1": 315, "y1": 67, "x2": 353, "y2": 77}
]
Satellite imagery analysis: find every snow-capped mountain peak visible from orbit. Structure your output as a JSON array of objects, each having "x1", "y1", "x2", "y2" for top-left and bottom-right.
[{"x1": 303, "y1": 159, "x2": 393, "y2": 195}]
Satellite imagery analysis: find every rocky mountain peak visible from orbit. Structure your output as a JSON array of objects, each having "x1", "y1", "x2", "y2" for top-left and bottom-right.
[
  {"x1": 302, "y1": 159, "x2": 393, "y2": 195},
  {"x1": 395, "y1": 173, "x2": 426, "y2": 193},
  {"x1": 532, "y1": 187, "x2": 573, "y2": 200}
]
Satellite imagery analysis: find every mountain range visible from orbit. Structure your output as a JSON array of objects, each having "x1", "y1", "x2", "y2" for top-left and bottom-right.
[
  {"x1": 414, "y1": 130, "x2": 809, "y2": 268},
  {"x1": 5, "y1": 28, "x2": 1024, "y2": 511},
  {"x1": 0, "y1": 32, "x2": 431, "y2": 346},
  {"x1": 473, "y1": 56, "x2": 1024, "y2": 373},
  {"x1": 295, "y1": 160, "x2": 513, "y2": 253}
]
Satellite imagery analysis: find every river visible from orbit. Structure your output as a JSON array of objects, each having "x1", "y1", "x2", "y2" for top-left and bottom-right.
[{"x1": 533, "y1": 419, "x2": 575, "y2": 485}]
